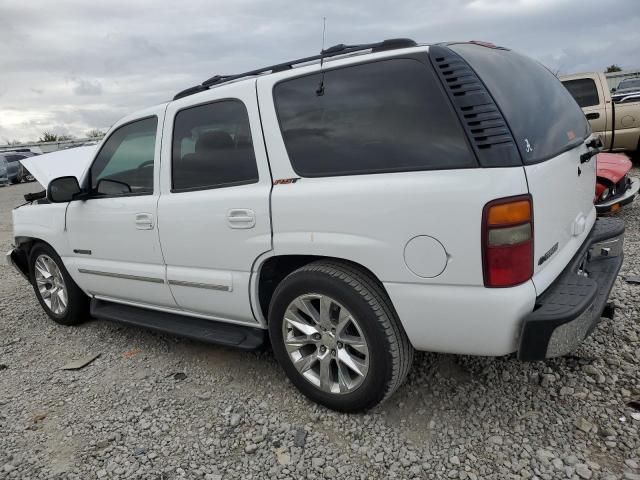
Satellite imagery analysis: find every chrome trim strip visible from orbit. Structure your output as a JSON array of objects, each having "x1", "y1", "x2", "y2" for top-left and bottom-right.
[
  {"x1": 78, "y1": 268, "x2": 165, "y2": 284},
  {"x1": 167, "y1": 279, "x2": 230, "y2": 291}
]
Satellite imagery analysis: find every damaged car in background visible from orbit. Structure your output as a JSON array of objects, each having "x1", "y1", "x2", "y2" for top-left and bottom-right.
[{"x1": 595, "y1": 152, "x2": 639, "y2": 214}]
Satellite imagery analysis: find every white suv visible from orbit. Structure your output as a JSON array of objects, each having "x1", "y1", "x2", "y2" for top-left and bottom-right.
[{"x1": 7, "y1": 39, "x2": 625, "y2": 411}]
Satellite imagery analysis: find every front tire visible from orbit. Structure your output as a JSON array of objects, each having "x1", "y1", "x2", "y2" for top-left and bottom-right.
[
  {"x1": 268, "y1": 261, "x2": 413, "y2": 412},
  {"x1": 29, "y1": 243, "x2": 89, "y2": 325}
]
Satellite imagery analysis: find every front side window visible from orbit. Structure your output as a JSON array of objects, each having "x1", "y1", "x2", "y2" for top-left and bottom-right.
[
  {"x1": 90, "y1": 117, "x2": 157, "y2": 195},
  {"x1": 171, "y1": 100, "x2": 258, "y2": 191},
  {"x1": 562, "y1": 79, "x2": 600, "y2": 108},
  {"x1": 273, "y1": 58, "x2": 475, "y2": 177}
]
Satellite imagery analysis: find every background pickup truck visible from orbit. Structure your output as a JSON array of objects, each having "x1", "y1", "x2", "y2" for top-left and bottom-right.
[{"x1": 561, "y1": 72, "x2": 640, "y2": 154}]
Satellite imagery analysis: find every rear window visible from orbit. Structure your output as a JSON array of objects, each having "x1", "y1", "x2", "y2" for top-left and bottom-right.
[
  {"x1": 562, "y1": 79, "x2": 600, "y2": 108},
  {"x1": 618, "y1": 78, "x2": 640, "y2": 90},
  {"x1": 451, "y1": 44, "x2": 590, "y2": 164},
  {"x1": 273, "y1": 58, "x2": 475, "y2": 177}
]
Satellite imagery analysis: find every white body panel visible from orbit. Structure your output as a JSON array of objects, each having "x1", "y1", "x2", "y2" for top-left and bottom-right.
[
  {"x1": 20, "y1": 146, "x2": 97, "y2": 188},
  {"x1": 525, "y1": 144, "x2": 597, "y2": 295}
]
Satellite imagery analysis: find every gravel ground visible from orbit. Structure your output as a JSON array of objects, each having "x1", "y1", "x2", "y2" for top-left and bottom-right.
[{"x1": 1, "y1": 176, "x2": 639, "y2": 480}]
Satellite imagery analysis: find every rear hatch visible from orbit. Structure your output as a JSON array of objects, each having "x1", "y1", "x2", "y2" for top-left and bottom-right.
[{"x1": 450, "y1": 43, "x2": 596, "y2": 294}]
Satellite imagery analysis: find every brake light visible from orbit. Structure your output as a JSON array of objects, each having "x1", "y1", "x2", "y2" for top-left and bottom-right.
[{"x1": 482, "y1": 195, "x2": 533, "y2": 287}]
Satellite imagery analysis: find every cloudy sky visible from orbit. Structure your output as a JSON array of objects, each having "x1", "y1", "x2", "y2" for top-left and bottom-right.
[{"x1": 1, "y1": 0, "x2": 639, "y2": 143}]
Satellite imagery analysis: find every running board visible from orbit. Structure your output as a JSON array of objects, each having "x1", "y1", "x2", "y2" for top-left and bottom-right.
[{"x1": 90, "y1": 299, "x2": 265, "y2": 350}]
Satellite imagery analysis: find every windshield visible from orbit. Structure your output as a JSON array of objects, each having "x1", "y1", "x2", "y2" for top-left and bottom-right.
[{"x1": 617, "y1": 79, "x2": 640, "y2": 91}]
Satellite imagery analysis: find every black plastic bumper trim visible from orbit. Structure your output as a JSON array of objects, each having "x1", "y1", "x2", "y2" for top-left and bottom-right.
[
  {"x1": 517, "y1": 217, "x2": 624, "y2": 361},
  {"x1": 90, "y1": 299, "x2": 265, "y2": 350}
]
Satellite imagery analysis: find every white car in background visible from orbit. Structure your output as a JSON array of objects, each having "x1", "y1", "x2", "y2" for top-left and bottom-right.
[{"x1": 7, "y1": 39, "x2": 625, "y2": 412}]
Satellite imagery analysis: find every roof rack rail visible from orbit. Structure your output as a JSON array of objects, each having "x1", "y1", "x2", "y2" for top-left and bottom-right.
[{"x1": 173, "y1": 38, "x2": 417, "y2": 100}]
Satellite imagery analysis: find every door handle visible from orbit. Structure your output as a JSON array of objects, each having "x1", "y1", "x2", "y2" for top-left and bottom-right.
[
  {"x1": 227, "y1": 209, "x2": 256, "y2": 229},
  {"x1": 135, "y1": 213, "x2": 154, "y2": 230},
  {"x1": 586, "y1": 112, "x2": 600, "y2": 120}
]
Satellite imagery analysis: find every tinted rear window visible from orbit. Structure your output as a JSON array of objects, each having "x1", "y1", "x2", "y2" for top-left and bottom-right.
[
  {"x1": 274, "y1": 58, "x2": 475, "y2": 177},
  {"x1": 618, "y1": 79, "x2": 640, "y2": 90},
  {"x1": 451, "y1": 44, "x2": 590, "y2": 164},
  {"x1": 562, "y1": 79, "x2": 600, "y2": 108}
]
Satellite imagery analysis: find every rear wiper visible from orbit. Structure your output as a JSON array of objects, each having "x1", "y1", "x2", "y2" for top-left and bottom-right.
[{"x1": 580, "y1": 137, "x2": 603, "y2": 164}]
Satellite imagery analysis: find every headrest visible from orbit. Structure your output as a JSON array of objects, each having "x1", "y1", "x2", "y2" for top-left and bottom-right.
[{"x1": 195, "y1": 131, "x2": 234, "y2": 152}]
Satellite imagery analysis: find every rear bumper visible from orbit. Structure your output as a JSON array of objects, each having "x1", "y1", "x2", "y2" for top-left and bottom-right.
[
  {"x1": 518, "y1": 217, "x2": 624, "y2": 361},
  {"x1": 596, "y1": 176, "x2": 639, "y2": 213}
]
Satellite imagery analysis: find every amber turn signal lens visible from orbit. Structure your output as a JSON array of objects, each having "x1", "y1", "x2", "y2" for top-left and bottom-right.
[{"x1": 487, "y1": 200, "x2": 531, "y2": 226}]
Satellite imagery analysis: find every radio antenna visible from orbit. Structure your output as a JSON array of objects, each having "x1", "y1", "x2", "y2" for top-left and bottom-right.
[{"x1": 316, "y1": 17, "x2": 327, "y2": 96}]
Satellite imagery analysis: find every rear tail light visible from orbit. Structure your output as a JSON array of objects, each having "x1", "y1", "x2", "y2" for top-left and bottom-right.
[{"x1": 482, "y1": 195, "x2": 533, "y2": 287}]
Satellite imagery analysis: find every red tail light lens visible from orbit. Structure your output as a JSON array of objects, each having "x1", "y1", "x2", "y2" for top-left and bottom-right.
[{"x1": 482, "y1": 195, "x2": 533, "y2": 287}]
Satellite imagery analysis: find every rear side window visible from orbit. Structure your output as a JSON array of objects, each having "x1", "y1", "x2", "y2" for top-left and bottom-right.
[
  {"x1": 451, "y1": 44, "x2": 590, "y2": 164},
  {"x1": 562, "y1": 79, "x2": 600, "y2": 108},
  {"x1": 273, "y1": 58, "x2": 475, "y2": 177},
  {"x1": 172, "y1": 100, "x2": 259, "y2": 191}
]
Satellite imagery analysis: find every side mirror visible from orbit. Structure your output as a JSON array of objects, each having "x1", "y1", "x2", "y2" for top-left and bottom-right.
[
  {"x1": 611, "y1": 88, "x2": 616, "y2": 93},
  {"x1": 47, "y1": 176, "x2": 81, "y2": 203}
]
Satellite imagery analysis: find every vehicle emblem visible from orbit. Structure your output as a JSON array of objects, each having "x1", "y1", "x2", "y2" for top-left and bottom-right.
[
  {"x1": 538, "y1": 242, "x2": 559, "y2": 266},
  {"x1": 273, "y1": 177, "x2": 300, "y2": 185}
]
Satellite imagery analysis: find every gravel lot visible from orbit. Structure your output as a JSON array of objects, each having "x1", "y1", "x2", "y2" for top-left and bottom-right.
[{"x1": 1, "y1": 176, "x2": 639, "y2": 480}]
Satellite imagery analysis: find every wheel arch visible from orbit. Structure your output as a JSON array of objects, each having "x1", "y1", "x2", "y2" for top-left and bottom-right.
[
  {"x1": 10, "y1": 236, "x2": 55, "y2": 280},
  {"x1": 255, "y1": 254, "x2": 392, "y2": 323}
]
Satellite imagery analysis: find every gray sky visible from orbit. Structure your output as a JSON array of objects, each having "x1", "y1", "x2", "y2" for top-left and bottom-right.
[{"x1": 1, "y1": 0, "x2": 639, "y2": 143}]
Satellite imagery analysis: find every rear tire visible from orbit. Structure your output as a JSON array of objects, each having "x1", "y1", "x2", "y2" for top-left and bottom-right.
[
  {"x1": 268, "y1": 260, "x2": 413, "y2": 412},
  {"x1": 29, "y1": 243, "x2": 89, "y2": 326}
]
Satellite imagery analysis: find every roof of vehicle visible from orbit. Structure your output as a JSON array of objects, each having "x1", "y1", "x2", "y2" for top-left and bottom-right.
[{"x1": 171, "y1": 39, "x2": 507, "y2": 101}]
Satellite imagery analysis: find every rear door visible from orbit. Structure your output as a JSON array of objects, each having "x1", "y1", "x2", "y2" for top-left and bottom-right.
[
  {"x1": 157, "y1": 82, "x2": 272, "y2": 325},
  {"x1": 451, "y1": 44, "x2": 596, "y2": 294}
]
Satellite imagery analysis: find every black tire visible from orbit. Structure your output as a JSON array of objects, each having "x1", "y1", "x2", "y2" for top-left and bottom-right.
[
  {"x1": 10, "y1": 176, "x2": 21, "y2": 184},
  {"x1": 268, "y1": 260, "x2": 414, "y2": 412},
  {"x1": 29, "y1": 243, "x2": 89, "y2": 325}
]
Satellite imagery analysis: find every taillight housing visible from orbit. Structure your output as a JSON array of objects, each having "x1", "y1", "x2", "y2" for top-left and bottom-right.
[{"x1": 482, "y1": 195, "x2": 533, "y2": 288}]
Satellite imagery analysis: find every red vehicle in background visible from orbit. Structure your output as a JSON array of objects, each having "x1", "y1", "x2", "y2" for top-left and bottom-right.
[{"x1": 595, "y1": 153, "x2": 639, "y2": 214}]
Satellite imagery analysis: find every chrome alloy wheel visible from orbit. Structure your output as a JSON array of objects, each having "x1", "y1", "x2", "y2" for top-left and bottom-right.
[
  {"x1": 34, "y1": 254, "x2": 68, "y2": 315},
  {"x1": 282, "y1": 294, "x2": 369, "y2": 394}
]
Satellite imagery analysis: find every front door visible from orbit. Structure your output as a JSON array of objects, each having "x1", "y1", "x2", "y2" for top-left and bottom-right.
[
  {"x1": 157, "y1": 83, "x2": 272, "y2": 325},
  {"x1": 65, "y1": 106, "x2": 176, "y2": 307}
]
